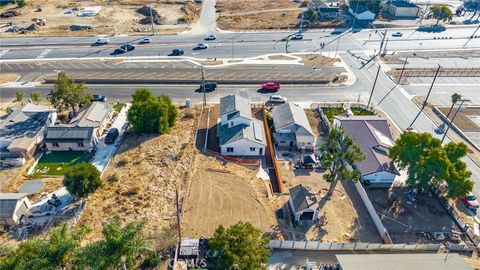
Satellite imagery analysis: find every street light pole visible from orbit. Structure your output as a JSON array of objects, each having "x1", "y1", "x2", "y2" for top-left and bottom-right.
[
  {"x1": 409, "y1": 65, "x2": 441, "y2": 128},
  {"x1": 441, "y1": 99, "x2": 470, "y2": 143},
  {"x1": 367, "y1": 64, "x2": 381, "y2": 109}
]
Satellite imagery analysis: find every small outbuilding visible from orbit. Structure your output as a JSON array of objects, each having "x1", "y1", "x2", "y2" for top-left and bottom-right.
[
  {"x1": 179, "y1": 238, "x2": 199, "y2": 259},
  {"x1": 385, "y1": 1, "x2": 420, "y2": 18},
  {"x1": 349, "y1": 5, "x2": 376, "y2": 21},
  {"x1": 0, "y1": 193, "x2": 31, "y2": 226},
  {"x1": 288, "y1": 185, "x2": 320, "y2": 222}
]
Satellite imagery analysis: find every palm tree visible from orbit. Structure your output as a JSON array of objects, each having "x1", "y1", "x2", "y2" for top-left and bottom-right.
[
  {"x1": 319, "y1": 126, "x2": 365, "y2": 197},
  {"x1": 445, "y1": 93, "x2": 462, "y2": 120}
]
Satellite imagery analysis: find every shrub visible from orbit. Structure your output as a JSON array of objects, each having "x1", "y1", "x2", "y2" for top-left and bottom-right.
[
  {"x1": 15, "y1": 91, "x2": 23, "y2": 102},
  {"x1": 30, "y1": 91, "x2": 42, "y2": 102},
  {"x1": 64, "y1": 162, "x2": 102, "y2": 198},
  {"x1": 107, "y1": 172, "x2": 120, "y2": 183},
  {"x1": 17, "y1": 0, "x2": 26, "y2": 8}
]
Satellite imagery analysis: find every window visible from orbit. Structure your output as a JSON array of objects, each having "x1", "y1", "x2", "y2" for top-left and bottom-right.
[
  {"x1": 250, "y1": 147, "x2": 256, "y2": 152},
  {"x1": 77, "y1": 142, "x2": 84, "y2": 147},
  {"x1": 52, "y1": 142, "x2": 59, "y2": 147},
  {"x1": 230, "y1": 121, "x2": 234, "y2": 127},
  {"x1": 226, "y1": 147, "x2": 234, "y2": 153}
]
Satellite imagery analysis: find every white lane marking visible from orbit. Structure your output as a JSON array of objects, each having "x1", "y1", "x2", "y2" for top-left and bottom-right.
[
  {"x1": 0, "y1": 49, "x2": 10, "y2": 58},
  {"x1": 36, "y1": 49, "x2": 52, "y2": 59}
]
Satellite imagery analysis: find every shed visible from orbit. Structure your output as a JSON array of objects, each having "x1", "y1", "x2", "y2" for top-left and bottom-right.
[
  {"x1": 179, "y1": 238, "x2": 199, "y2": 259},
  {"x1": 288, "y1": 185, "x2": 320, "y2": 222},
  {"x1": 386, "y1": 1, "x2": 420, "y2": 18},
  {"x1": 0, "y1": 193, "x2": 31, "y2": 226}
]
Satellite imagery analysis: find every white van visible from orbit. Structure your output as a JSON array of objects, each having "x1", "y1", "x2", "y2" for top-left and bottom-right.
[{"x1": 96, "y1": 37, "x2": 110, "y2": 44}]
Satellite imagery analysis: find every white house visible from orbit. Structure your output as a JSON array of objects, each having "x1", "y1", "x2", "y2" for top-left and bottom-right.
[
  {"x1": 0, "y1": 103, "x2": 57, "y2": 162},
  {"x1": 272, "y1": 103, "x2": 315, "y2": 150},
  {"x1": 45, "y1": 102, "x2": 113, "y2": 152},
  {"x1": 349, "y1": 5, "x2": 376, "y2": 20},
  {"x1": 334, "y1": 114, "x2": 399, "y2": 187},
  {"x1": 217, "y1": 95, "x2": 266, "y2": 156},
  {"x1": 288, "y1": 185, "x2": 320, "y2": 222},
  {"x1": 0, "y1": 193, "x2": 31, "y2": 226}
]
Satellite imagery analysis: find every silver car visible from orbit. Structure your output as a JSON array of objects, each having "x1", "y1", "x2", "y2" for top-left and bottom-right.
[
  {"x1": 269, "y1": 95, "x2": 288, "y2": 103},
  {"x1": 28, "y1": 204, "x2": 55, "y2": 218}
]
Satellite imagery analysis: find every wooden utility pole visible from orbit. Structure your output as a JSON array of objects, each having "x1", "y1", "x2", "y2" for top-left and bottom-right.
[
  {"x1": 441, "y1": 99, "x2": 470, "y2": 143},
  {"x1": 396, "y1": 57, "x2": 408, "y2": 85},
  {"x1": 201, "y1": 66, "x2": 206, "y2": 106},
  {"x1": 148, "y1": 3, "x2": 155, "y2": 36},
  {"x1": 175, "y1": 189, "x2": 182, "y2": 241},
  {"x1": 409, "y1": 65, "x2": 441, "y2": 128},
  {"x1": 367, "y1": 64, "x2": 381, "y2": 109}
]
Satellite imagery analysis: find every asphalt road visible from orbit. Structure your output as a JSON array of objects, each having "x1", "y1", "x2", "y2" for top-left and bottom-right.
[{"x1": 1, "y1": 26, "x2": 479, "y2": 60}]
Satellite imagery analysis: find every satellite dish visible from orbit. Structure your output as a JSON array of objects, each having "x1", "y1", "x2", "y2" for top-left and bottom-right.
[{"x1": 18, "y1": 180, "x2": 45, "y2": 195}]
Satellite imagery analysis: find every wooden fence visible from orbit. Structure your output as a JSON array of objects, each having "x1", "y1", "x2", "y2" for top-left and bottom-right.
[
  {"x1": 204, "y1": 149, "x2": 261, "y2": 165},
  {"x1": 263, "y1": 109, "x2": 284, "y2": 193}
]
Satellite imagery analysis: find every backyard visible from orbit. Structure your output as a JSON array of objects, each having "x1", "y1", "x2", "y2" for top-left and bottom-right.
[
  {"x1": 32, "y1": 151, "x2": 94, "y2": 177},
  {"x1": 321, "y1": 106, "x2": 375, "y2": 123}
]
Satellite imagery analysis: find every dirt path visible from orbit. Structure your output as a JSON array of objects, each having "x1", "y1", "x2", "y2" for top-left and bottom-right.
[{"x1": 223, "y1": 7, "x2": 305, "y2": 17}]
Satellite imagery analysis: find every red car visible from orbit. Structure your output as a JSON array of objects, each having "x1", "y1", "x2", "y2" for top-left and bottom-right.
[
  {"x1": 461, "y1": 195, "x2": 479, "y2": 211},
  {"x1": 261, "y1": 81, "x2": 280, "y2": 91}
]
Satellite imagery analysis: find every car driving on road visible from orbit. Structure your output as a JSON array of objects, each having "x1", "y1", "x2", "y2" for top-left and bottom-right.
[
  {"x1": 93, "y1": 94, "x2": 107, "y2": 102},
  {"x1": 195, "y1": 43, "x2": 209, "y2": 50},
  {"x1": 461, "y1": 195, "x2": 479, "y2": 212},
  {"x1": 204, "y1": 35, "x2": 216, "y2": 41},
  {"x1": 95, "y1": 37, "x2": 110, "y2": 44},
  {"x1": 139, "y1": 37, "x2": 151, "y2": 44},
  {"x1": 170, "y1": 48, "x2": 184, "y2": 56},
  {"x1": 392, "y1": 32, "x2": 403, "y2": 37},
  {"x1": 200, "y1": 81, "x2": 218, "y2": 91},
  {"x1": 261, "y1": 81, "x2": 280, "y2": 91},
  {"x1": 290, "y1": 33, "x2": 304, "y2": 40},
  {"x1": 120, "y1": 44, "x2": 136, "y2": 51},
  {"x1": 113, "y1": 48, "x2": 126, "y2": 54}
]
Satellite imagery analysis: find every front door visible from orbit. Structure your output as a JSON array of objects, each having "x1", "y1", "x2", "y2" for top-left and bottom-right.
[{"x1": 259, "y1": 148, "x2": 263, "y2": 155}]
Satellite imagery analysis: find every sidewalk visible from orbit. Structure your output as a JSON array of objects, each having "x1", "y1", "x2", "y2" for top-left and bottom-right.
[{"x1": 91, "y1": 103, "x2": 131, "y2": 175}]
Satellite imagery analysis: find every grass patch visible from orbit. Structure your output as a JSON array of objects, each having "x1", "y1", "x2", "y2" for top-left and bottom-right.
[
  {"x1": 322, "y1": 107, "x2": 374, "y2": 123},
  {"x1": 32, "y1": 151, "x2": 94, "y2": 177},
  {"x1": 351, "y1": 108, "x2": 374, "y2": 116},
  {"x1": 113, "y1": 103, "x2": 126, "y2": 112}
]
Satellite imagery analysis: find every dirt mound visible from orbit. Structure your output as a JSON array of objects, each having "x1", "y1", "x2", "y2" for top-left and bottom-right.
[
  {"x1": 137, "y1": 5, "x2": 164, "y2": 25},
  {"x1": 68, "y1": 25, "x2": 95, "y2": 31}
]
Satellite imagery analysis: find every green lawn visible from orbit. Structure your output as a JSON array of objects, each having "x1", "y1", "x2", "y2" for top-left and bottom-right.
[
  {"x1": 32, "y1": 151, "x2": 94, "y2": 177},
  {"x1": 113, "y1": 103, "x2": 126, "y2": 112},
  {"x1": 322, "y1": 107, "x2": 374, "y2": 123}
]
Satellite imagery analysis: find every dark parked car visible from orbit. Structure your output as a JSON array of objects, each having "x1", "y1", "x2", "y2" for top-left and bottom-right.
[
  {"x1": 105, "y1": 128, "x2": 119, "y2": 144},
  {"x1": 200, "y1": 81, "x2": 217, "y2": 91},
  {"x1": 170, "y1": 48, "x2": 184, "y2": 56},
  {"x1": 120, "y1": 44, "x2": 136, "y2": 51},
  {"x1": 92, "y1": 94, "x2": 107, "y2": 102}
]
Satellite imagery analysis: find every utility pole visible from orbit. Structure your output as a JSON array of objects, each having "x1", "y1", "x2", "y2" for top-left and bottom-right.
[
  {"x1": 409, "y1": 65, "x2": 441, "y2": 128},
  {"x1": 201, "y1": 66, "x2": 206, "y2": 106},
  {"x1": 396, "y1": 57, "x2": 408, "y2": 85},
  {"x1": 351, "y1": 0, "x2": 361, "y2": 31},
  {"x1": 231, "y1": 35, "x2": 235, "y2": 59},
  {"x1": 367, "y1": 64, "x2": 381, "y2": 109},
  {"x1": 464, "y1": 23, "x2": 480, "y2": 48},
  {"x1": 148, "y1": 3, "x2": 155, "y2": 36},
  {"x1": 441, "y1": 99, "x2": 470, "y2": 143},
  {"x1": 334, "y1": 35, "x2": 341, "y2": 58}
]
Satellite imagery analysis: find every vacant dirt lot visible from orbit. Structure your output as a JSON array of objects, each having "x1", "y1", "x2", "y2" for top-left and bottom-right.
[
  {"x1": 78, "y1": 108, "x2": 198, "y2": 241},
  {"x1": 182, "y1": 155, "x2": 279, "y2": 238},
  {"x1": 0, "y1": 0, "x2": 200, "y2": 37},
  {"x1": 277, "y1": 162, "x2": 381, "y2": 243},
  {"x1": 437, "y1": 106, "x2": 480, "y2": 132},
  {"x1": 216, "y1": 0, "x2": 303, "y2": 30}
]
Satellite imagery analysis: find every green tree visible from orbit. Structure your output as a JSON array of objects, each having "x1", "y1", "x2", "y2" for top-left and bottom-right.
[
  {"x1": 63, "y1": 162, "x2": 102, "y2": 198},
  {"x1": 304, "y1": 6, "x2": 318, "y2": 23},
  {"x1": 430, "y1": 4, "x2": 453, "y2": 25},
  {"x1": 208, "y1": 222, "x2": 270, "y2": 270},
  {"x1": 48, "y1": 72, "x2": 92, "y2": 113},
  {"x1": 389, "y1": 132, "x2": 473, "y2": 198},
  {"x1": 319, "y1": 126, "x2": 365, "y2": 196},
  {"x1": 445, "y1": 93, "x2": 462, "y2": 120},
  {"x1": 73, "y1": 216, "x2": 150, "y2": 269},
  {"x1": 15, "y1": 91, "x2": 24, "y2": 102},
  {"x1": 17, "y1": 0, "x2": 26, "y2": 8},
  {"x1": 0, "y1": 223, "x2": 86, "y2": 270},
  {"x1": 30, "y1": 91, "x2": 42, "y2": 103},
  {"x1": 127, "y1": 88, "x2": 178, "y2": 134}
]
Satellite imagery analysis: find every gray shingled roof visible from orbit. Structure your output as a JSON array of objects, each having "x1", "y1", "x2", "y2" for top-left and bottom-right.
[
  {"x1": 272, "y1": 103, "x2": 314, "y2": 136},
  {"x1": 335, "y1": 115, "x2": 398, "y2": 176},
  {"x1": 336, "y1": 253, "x2": 471, "y2": 270},
  {"x1": 0, "y1": 193, "x2": 29, "y2": 218},
  {"x1": 69, "y1": 102, "x2": 112, "y2": 128},
  {"x1": 220, "y1": 95, "x2": 252, "y2": 121},
  {"x1": 0, "y1": 110, "x2": 50, "y2": 141},
  {"x1": 388, "y1": 1, "x2": 418, "y2": 8},
  {"x1": 218, "y1": 119, "x2": 266, "y2": 146},
  {"x1": 289, "y1": 185, "x2": 319, "y2": 213},
  {"x1": 45, "y1": 126, "x2": 94, "y2": 142}
]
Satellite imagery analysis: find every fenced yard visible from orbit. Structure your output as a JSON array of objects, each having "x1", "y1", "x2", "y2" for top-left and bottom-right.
[{"x1": 31, "y1": 151, "x2": 93, "y2": 177}]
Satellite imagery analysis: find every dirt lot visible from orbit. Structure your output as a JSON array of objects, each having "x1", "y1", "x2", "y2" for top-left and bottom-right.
[
  {"x1": 0, "y1": 73, "x2": 19, "y2": 84},
  {"x1": 367, "y1": 188, "x2": 460, "y2": 243},
  {"x1": 437, "y1": 106, "x2": 480, "y2": 132},
  {"x1": 182, "y1": 155, "x2": 279, "y2": 238},
  {"x1": 77, "y1": 107, "x2": 198, "y2": 241},
  {"x1": 0, "y1": 0, "x2": 200, "y2": 37},
  {"x1": 216, "y1": 0, "x2": 303, "y2": 30},
  {"x1": 276, "y1": 161, "x2": 381, "y2": 243}
]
